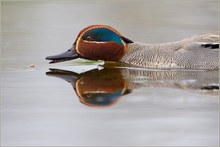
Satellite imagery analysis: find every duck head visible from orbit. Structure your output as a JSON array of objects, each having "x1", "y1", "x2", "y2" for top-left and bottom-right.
[{"x1": 46, "y1": 25, "x2": 133, "y2": 63}]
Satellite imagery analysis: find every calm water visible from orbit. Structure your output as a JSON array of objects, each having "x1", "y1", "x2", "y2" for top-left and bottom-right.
[{"x1": 1, "y1": 0, "x2": 219, "y2": 146}]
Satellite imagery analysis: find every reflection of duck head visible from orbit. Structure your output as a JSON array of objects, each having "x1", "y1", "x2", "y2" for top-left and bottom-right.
[{"x1": 46, "y1": 67, "x2": 131, "y2": 107}]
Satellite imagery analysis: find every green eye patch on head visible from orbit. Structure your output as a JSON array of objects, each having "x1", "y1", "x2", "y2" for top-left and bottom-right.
[{"x1": 81, "y1": 28, "x2": 123, "y2": 45}]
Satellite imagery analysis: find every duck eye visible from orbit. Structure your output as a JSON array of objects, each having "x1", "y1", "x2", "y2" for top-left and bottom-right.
[{"x1": 86, "y1": 36, "x2": 92, "y2": 41}]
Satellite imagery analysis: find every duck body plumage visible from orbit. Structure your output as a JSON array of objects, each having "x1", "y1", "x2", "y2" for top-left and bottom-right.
[{"x1": 121, "y1": 32, "x2": 219, "y2": 69}]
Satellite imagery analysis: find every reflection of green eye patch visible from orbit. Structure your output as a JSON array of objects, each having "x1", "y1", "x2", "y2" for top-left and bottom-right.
[
  {"x1": 82, "y1": 90, "x2": 123, "y2": 106},
  {"x1": 82, "y1": 28, "x2": 123, "y2": 45}
]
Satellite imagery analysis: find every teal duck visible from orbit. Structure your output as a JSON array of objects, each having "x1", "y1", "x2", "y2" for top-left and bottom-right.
[{"x1": 46, "y1": 25, "x2": 219, "y2": 70}]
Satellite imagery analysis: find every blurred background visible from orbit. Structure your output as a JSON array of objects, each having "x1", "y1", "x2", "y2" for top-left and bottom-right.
[{"x1": 1, "y1": 0, "x2": 219, "y2": 146}]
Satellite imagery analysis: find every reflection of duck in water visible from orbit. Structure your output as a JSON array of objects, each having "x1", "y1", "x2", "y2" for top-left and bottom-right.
[
  {"x1": 46, "y1": 66, "x2": 218, "y2": 107},
  {"x1": 46, "y1": 67, "x2": 131, "y2": 107}
]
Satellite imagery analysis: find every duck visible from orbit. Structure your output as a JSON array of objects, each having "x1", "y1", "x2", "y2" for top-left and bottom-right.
[{"x1": 46, "y1": 24, "x2": 219, "y2": 70}]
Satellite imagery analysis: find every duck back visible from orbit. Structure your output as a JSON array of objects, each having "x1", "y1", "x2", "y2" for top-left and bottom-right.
[{"x1": 121, "y1": 32, "x2": 219, "y2": 70}]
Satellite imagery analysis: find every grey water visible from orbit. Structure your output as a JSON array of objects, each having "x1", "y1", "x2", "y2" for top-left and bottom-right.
[{"x1": 1, "y1": 0, "x2": 219, "y2": 146}]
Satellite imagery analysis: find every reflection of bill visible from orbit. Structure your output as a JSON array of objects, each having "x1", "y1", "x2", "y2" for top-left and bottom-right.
[
  {"x1": 46, "y1": 68, "x2": 131, "y2": 107},
  {"x1": 46, "y1": 66, "x2": 218, "y2": 107}
]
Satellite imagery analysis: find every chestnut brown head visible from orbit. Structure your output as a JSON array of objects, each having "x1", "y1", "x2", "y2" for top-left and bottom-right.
[{"x1": 46, "y1": 25, "x2": 133, "y2": 63}]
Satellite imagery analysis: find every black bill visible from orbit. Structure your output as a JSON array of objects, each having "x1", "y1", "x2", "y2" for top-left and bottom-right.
[{"x1": 46, "y1": 45, "x2": 79, "y2": 63}]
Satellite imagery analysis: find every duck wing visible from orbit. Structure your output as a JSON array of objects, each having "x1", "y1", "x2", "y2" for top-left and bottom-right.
[
  {"x1": 181, "y1": 32, "x2": 219, "y2": 50},
  {"x1": 172, "y1": 32, "x2": 219, "y2": 69}
]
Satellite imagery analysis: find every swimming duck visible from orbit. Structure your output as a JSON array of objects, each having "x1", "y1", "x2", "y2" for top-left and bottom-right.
[{"x1": 46, "y1": 25, "x2": 219, "y2": 70}]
